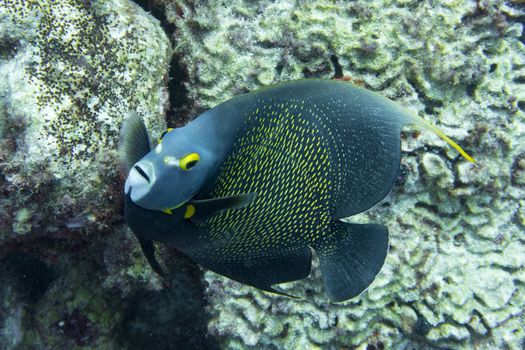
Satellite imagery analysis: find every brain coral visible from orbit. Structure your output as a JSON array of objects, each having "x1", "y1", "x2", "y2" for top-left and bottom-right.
[
  {"x1": 164, "y1": 0, "x2": 525, "y2": 348},
  {"x1": 0, "y1": 0, "x2": 171, "y2": 240}
]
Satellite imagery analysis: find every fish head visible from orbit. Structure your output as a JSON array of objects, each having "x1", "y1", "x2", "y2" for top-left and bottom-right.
[{"x1": 125, "y1": 127, "x2": 213, "y2": 212}]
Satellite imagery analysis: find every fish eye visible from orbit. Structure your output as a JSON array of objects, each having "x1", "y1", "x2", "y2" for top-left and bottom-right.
[
  {"x1": 158, "y1": 128, "x2": 173, "y2": 143},
  {"x1": 180, "y1": 153, "x2": 200, "y2": 171}
]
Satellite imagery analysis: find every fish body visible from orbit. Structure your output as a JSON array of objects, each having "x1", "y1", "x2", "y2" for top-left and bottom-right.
[{"x1": 120, "y1": 79, "x2": 473, "y2": 301}]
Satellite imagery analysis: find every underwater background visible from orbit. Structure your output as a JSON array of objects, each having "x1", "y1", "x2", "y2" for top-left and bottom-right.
[{"x1": 0, "y1": 0, "x2": 524, "y2": 349}]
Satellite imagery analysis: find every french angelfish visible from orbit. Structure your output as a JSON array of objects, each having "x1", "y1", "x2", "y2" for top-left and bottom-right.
[{"x1": 119, "y1": 79, "x2": 474, "y2": 301}]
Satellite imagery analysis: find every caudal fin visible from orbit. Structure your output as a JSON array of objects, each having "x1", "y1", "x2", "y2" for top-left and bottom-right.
[{"x1": 314, "y1": 221, "x2": 388, "y2": 302}]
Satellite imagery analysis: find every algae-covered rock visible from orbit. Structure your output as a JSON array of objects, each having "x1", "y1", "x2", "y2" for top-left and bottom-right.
[
  {"x1": 0, "y1": 0, "x2": 185, "y2": 348},
  {"x1": 164, "y1": 0, "x2": 525, "y2": 348},
  {"x1": 0, "y1": 0, "x2": 171, "y2": 242}
]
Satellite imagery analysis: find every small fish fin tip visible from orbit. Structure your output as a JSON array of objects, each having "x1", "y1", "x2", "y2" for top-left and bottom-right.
[
  {"x1": 264, "y1": 287, "x2": 302, "y2": 299},
  {"x1": 138, "y1": 238, "x2": 167, "y2": 278},
  {"x1": 314, "y1": 221, "x2": 388, "y2": 302},
  {"x1": 405, "y1": 113, "x2": 476, "y2": 164}
]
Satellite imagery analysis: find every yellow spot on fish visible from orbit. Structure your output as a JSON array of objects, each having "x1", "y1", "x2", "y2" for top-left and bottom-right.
[
  {"x1": 202, "y1": 100, "x2": 333, "y2": 257},
  {"x1": 158, "y1": 128, "x2": 174, "y2": 143},
  {"x1": 185, "y1": 204, "x2": 196, "y2": 219}
]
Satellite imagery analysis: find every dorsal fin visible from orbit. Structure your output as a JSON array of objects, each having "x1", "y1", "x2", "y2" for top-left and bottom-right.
[
  {"x1": 346, "y1": 81, "x2": 475, "y2": 163},
  {"x1": 118, "y1": 113, "x2": 151, "y2": 175},
  {"x1": 402, "y1": 113, "x2": 475, "y2": 163}
]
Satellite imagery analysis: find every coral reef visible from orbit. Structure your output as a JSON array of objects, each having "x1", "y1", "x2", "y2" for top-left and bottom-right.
[
  {"x1": 1, "y1": 0, "x2": 524, "y2": 349},
  {"x1": 0, "y1": 0, "x2": 170, "y2": 243},
  {"x1": 0, "y1": 1, "x2": 216, "y2": 349},
  {"x1": 163, "y1": 0, "x2": 525, "y2": 348},
  {"x1": 0, "y1": 225, "x2": 216, "y2": 349}
]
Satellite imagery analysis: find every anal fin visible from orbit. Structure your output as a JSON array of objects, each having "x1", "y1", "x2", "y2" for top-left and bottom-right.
[
  {"x1": 191, "y1": 245, "x2": 311, "y2": 297},
  {"x1": 314, "y1": 221, "x2": 388, "y2": 302}
]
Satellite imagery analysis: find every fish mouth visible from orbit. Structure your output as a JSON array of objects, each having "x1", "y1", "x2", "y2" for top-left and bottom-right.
[
  {"x1": 126, "y1": 187, "x2": 186, "y2": 212},
  {"x1": 124, "y1": 161, "x2": 155, "y2": 198}
]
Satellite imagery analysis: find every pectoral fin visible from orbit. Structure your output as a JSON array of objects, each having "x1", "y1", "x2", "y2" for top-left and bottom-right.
[{"x1": 190, "y1": 193, "x2": 256, "y2": 224}]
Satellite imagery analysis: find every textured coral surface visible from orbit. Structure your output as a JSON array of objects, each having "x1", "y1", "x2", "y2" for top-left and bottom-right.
[
  {"x1": 0, "y1": 0, "x2": 170, "y2": 240},
  {"x1": 167, "y1": 0, "x2": 525, "y2": 348},
  {"x1": 0, "y1": 0, "x2": 524, "y2": 349}
]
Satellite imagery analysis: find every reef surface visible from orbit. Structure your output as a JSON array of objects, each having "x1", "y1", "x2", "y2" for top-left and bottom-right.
[
  {"x1": 0, "y1": 0, "x2": 524, "y2": 349},
  {"x1": 166, "y1": 0, "x2": 525, "y2": 348}
]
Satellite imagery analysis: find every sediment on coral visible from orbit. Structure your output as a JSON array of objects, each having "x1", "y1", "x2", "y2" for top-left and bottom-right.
[
  {"x1": 0, "y1": 0, "x2": 171, "y2": 246},
  {"x1": 0, "y1": 1, "x2": 219, "y2": 349}
]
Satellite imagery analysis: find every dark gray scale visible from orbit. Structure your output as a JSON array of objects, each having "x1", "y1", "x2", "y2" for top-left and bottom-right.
[
  {"x1": 181, "y1": 100, "x2": 330, "y2": 294},
  {"x1": 120, "y1": 79, "x2": 473, "y2": 301},
  {"x1": 199, "y1": 99, "x2": 332, "y2": 246},
  {"x1": 309, "y1": 88, "x2": 403, "y2": 219}
]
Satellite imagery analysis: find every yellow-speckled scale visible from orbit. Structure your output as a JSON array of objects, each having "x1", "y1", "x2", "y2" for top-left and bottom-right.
[{"x1": 202, "y1": 98, "x2": 333, "y2": 257}]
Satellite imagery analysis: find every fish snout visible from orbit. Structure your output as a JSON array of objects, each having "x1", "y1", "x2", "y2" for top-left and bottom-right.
[{"x1": 125, "y1": 161, "x2": 155, "y2": 200}]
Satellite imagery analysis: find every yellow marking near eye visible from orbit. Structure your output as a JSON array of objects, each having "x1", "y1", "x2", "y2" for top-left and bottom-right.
[
  {"x1": 180, "y1": 153, "x2": 200, "y2": 170},
  {"x1": 185, "y1": 204, "x2": 196, "y2": 219},
  {"x1": 162, "y1": 208, "x2": 173, "y2": 215},
  {"x1": 164, "y1": 156, "x2": 180, "y2": 167},
  {"x1": 158, "y1": 128, "x2": 174, "y2": 143}
]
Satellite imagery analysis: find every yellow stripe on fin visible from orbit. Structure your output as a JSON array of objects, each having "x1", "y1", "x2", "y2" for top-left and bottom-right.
[{"x1": 407, "y1": 114, "x2": 475, "y2": 164}]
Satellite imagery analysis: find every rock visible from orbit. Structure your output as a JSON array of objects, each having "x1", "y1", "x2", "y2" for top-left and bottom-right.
[{"x1": 0, "y1": 0, "x2": 171, "y2": 243}]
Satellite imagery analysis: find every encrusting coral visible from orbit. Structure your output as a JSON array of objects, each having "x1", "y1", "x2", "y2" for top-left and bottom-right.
[
  {"x1": 164, "y1": 0, "x2": 525, "y2": 348},
  {"x1": 0, "y1": 0, "x2": 171, "y2": 241},
  {"x1": 0, "y1": 0, "x2": 185, "y2": 348}
]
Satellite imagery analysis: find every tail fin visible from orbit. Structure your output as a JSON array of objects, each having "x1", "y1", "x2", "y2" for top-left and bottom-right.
[
  {"x1": 403, "y1": 113, "x2": 475, "y2": 163},
  {"x1": 314, "y1": 221, "x2": 388, "y2": 302}
]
